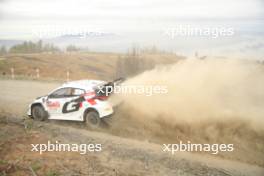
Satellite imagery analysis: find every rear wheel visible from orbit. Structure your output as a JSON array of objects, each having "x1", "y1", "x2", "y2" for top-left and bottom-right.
[
  {"x1": 85, "y1": 111, "x2": 101, "y2": 128},
  {"x1": 32, "y1": 105, "x2": 47, "y2": 121}
]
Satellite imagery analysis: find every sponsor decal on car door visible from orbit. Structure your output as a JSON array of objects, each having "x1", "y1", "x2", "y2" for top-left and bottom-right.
[{"x1": 47, "y1": 87, "x2": 85, "y2": 120}]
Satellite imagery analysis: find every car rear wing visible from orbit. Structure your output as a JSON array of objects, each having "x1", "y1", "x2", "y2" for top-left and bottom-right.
[
  {"x1": 112, "y1": 77, "x2": 126, "y2": 85},
  {"x1": 94, "y1": 77, "x2": 125, "y2": 97}
]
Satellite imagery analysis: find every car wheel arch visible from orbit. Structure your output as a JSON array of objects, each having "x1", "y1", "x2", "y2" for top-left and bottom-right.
[
  {"x1": 83, "y1": 108, "x2": 100, "y2": 121},
  {"x1": 31, "y1": 103, "x2": 44, "y2": 110},
  {"x1": 31, "y1": 103, "x2": 48, "y2": 115},
  {"x1": 31, "y1": 103, "x2": 49, "y2": 121}
]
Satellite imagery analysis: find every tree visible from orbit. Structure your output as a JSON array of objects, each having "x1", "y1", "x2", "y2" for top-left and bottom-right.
[
  {"x1": 66, "y1": 45, "x2": 80, "y2": 52},
  {"x1": 37, "y1": 40, "x2": 43, "y2": 52},
  {"x1": 9, "y1": 40, "x2": 60, "y2": 53},
  {"x1": 116, "y1": 47, "x2": 155, "y2": 78},
  {"x1": 0, "y1": 46, "x2": 7, "y2": 55}
]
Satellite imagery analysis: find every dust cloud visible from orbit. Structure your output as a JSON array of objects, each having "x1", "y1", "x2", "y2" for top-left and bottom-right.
[
  {"x1": 111, "y1": 58, "x2": 264, "y2": 129},
  {"x1": 109, "y1": 58, "x2": 264, "y2": 166}
]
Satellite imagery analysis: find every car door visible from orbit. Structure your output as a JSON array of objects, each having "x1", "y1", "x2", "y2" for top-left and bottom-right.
[
  {"x1": 61, "y1": 88, "x2": 86, "y2": 120},
  {"x1": 46, "y1": 87, "x2": 85, "y2": 120}
]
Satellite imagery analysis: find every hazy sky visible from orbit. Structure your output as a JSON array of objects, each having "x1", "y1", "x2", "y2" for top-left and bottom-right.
[
  {"x1": 0, "y1": 0, "x2": 264, "y2": 58},
  {"x1": 0, "y1": 0, "x2": 263, "y2": 37},
  {"x1": 2, "y1": 0, "x2": 263, "y2": 20}
]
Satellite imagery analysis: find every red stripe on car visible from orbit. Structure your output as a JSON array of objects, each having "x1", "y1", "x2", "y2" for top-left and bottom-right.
[{"x1": 87, "y1": 99, "x2": 96, "y2": 105}]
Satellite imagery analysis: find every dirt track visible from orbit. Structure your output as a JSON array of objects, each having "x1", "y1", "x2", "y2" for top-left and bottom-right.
[
  {"x1": 1, "y1": 79, "x2": 264, "y2": 176},
  {"x1": 0, "y1": 79, "x2": 60, "y2": 115}
]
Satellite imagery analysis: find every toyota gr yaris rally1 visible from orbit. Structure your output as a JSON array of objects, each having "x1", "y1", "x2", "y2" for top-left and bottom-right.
[{"x1": 27, "y1": 79, "x2": 118, "y2": 127}]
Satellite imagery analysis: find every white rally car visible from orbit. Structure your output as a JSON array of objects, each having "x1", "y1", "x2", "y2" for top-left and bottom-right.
[{"x1": 27, "y1": 79, "x2": 120, "y2": 127}]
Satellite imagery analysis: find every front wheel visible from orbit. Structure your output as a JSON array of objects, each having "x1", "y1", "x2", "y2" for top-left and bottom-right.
[
  {"x1": 31, "y1": 105, "x2": 47, "y2": 121},
  {"x1": 85, "y1": 111, "x2": 101, "y2": 128}
]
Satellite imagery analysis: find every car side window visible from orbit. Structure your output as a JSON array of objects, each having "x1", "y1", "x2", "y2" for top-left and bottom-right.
[
  {"x1": 72, "y1": 88, "x2": 85, "y2": 96},
  {"x1": 49, "y1": 88, "x2": 85, "y2": 98},
  {"x1": 49, "y1": 88, "x2": 72, "y2": 98}
]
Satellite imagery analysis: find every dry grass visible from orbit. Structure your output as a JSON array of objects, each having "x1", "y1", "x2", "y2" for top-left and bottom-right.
[{"x1": 0, "y1": 52, "x2": 182, "y2": 81}]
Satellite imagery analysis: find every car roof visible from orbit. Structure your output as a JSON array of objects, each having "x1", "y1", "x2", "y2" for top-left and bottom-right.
[{"x1": 61, "y1": 79, "x2": 107, "y2": 91}]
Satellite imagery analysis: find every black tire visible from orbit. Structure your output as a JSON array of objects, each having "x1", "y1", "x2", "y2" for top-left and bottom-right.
[
  {"x1": 85, "y1": 111, "x2": 101, "y2": 128},
  {"x1": 31, "y1": 105, "x2": 47, "y2": 121}
]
